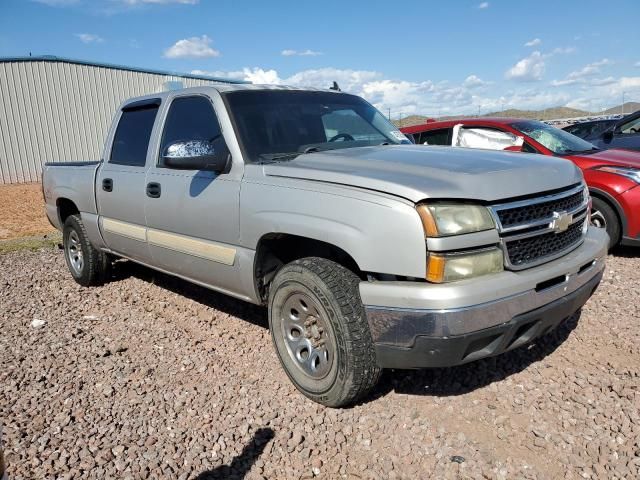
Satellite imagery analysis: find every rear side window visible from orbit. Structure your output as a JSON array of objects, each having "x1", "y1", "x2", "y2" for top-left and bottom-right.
[
  {"x1": 418, "y1": 128, "x2": 451, "y2": 145},
  {"x1": 159, "y1": 96, "x2": 222, "y2": 166},
  {"x1": 110, "y1": 105, "x2": 159, "y2": 167}
]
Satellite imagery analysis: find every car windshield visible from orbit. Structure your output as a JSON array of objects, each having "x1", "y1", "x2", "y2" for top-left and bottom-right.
[
  {"x1": 512, "y1": 120, "x2": 598, "y2": 155},
  {"x1": 224, "y1": 90, "x2": 410, "y2": 163}
]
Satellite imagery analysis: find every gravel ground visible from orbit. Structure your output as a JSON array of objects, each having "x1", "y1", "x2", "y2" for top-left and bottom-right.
[{"x1": 1, "y1": 247, "x2": 639, "y2": 479}]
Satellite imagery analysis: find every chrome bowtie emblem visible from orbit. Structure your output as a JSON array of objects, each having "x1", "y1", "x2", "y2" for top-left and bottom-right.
[{"x1": 551, "y1": 211, "x2": 572, "y2": 233}]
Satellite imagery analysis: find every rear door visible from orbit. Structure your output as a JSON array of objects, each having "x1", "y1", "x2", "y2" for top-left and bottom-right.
[
  {"x1": 143, "y1": 93, "x2": 242, "y2": 292},
  {"x1": 95, "y1": 99, "x2": 160, "y2": 263}
]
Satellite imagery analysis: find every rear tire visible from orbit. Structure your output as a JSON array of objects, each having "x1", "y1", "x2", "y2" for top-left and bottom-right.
[
  {"x1": 590, "y1": 197, "x2": 621, "y2": 249},
  {"x1": 63, "y1": 214, "x2": 111, "y2": 286},
  {"x1": 268, "y1": 257, "x2": 381, "y2": 407}
]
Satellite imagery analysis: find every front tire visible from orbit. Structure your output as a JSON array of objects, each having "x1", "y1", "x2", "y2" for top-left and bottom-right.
[
  {"x1": 63, "y1": 214, "x2": 111, "y2": 286},
  {"x1": 590, "y1": 197, "x2": 621, "y2": 249},
  {"x1": 268, "y1": 257, "x2": 381, "y2": 407}
]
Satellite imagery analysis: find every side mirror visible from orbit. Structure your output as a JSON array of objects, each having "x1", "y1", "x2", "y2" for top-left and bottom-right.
[
  {"x1": 602, "y1": 131, "x2": 614, "y2": 142},
  {"x1": 162, "y1": 140, "x2": 229, "y2": 172}
]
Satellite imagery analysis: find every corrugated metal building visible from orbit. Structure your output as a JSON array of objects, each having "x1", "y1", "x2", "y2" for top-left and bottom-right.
[{"x1": 0, "y1": 56, "x2": 246, "y2": 184}]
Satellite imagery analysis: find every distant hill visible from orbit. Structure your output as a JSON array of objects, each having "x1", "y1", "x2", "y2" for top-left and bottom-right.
[
  {"x1": 394, "y1": 115, "x2": 433, "y2": 128},
  {"x1": 392, "y1": 102, "x2": 640, "y2": 128},
  {"x1": 602, "y1": 102, "x2": 640, "y2": 115},
  {"x1": 482, "y1": 107, "x2": 591, "y2": 120},
  {"x1": 394, "y1": 106, "x2": 596, "y2": 127}
]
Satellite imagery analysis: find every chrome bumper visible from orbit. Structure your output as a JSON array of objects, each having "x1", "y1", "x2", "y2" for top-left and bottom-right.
[{"x1": 361, "y1": 226, "x2": 608, "y2": 348}]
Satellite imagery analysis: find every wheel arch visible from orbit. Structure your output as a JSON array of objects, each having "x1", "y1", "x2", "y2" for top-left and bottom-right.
[
  {"x1": 56, "y1": 198, "x2": 80, "y2": 226},
  {"x1": 589, "y1": 187, "x2": 627, "y2": 237},
  {"x1": 253, "y1": 232, "x2": 362, "y2": 304}
]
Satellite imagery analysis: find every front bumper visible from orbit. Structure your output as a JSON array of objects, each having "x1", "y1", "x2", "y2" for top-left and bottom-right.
[
  {"x1": 619, "y1": 185, "x2": 640, "y2": 246},
  {"x1": 360, "y1": 227, "x2": 608, "y2": 368}
]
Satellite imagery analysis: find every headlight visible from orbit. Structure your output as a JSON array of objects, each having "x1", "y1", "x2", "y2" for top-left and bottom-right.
[
  {"x1": 427, "y1": 247, "x2": 503, "y2": 283},
  {"x1": 416, "y1": 203, "x2": 495, "y2": 237},
  {"x1": 593, "y1": 166, "x2": 640, "y2": 184}
]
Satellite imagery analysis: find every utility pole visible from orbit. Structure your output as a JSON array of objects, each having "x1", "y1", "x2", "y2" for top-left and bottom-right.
[
  {"x1": 477, "y1": 105, "x2": 480, "y2": 118},
  {"x1": 388, "y1": 108, "x2": 391, "y2": 121},
  {"x1": 622, "y1": 92, "x2": 625, "y2": 115}
]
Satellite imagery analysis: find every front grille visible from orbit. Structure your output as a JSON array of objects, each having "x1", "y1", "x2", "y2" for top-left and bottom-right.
[
  {"x1": 497, "y1": 189, "x2": 584, "y2": 228},
  {"x1": 491, "y1": 185, "x2": 588, "y2": 270},
  {"x1": 505, "y1": 220, "x2": 585, "y2": 267}
]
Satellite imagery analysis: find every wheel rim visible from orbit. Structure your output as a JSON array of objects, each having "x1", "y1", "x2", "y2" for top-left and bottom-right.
[
  {"x1": 279, "y1": 292, "x2": 334, "y2": 379},
  {"x1": 591, "y1": 209, "x2": 607, "y2": 229},
  {"x1": 66, "y1": 229, "x2": 84, "y2": 275}
]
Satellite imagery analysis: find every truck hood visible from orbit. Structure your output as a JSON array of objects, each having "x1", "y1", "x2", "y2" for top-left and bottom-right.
[{"x1": 263, "y1": 145, "x2": 583, "y2": 203}]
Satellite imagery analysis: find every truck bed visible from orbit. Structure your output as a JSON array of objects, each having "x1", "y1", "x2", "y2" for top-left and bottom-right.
[{"x1": 42, "y1": 161, "x2": 102, "y2": 229}]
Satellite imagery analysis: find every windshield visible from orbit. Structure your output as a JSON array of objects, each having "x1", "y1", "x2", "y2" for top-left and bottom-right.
[
  {"x1": 224, "y1": 90, "x2": 410, "y2": 163},
  {"x1": 512, "y1": 120, "x2": 598, "y2": 155}
]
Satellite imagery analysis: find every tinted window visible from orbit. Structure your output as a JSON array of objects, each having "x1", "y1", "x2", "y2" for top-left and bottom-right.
[
  {"x1": 223, "y1": 90, "x2": 409, "y2": 163},
  {"x1": 321, "y1": 109, "x2": 388, "y2": 142},
  {"x1": 564, "y1": 124, "x2": 588, "y2": 138},
  {"x1": 418, "y1": 128, "x2": 451, "y2": 145},
  {"x1": 160, "y1": 96, "x2": 222, "y2": 164},
  {"x1": 110, "y1": 105, "x2": 159, "y2": 167},
  {"x1": 619, "y1": 115, "x2": 640, "y2": 134}
]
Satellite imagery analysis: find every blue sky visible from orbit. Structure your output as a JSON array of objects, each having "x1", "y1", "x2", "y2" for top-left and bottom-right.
[{"x1": 1, "y1": 0, "x2": 639, "y2": 117}]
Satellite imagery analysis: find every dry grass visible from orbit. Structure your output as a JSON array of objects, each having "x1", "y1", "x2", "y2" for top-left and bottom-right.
[{"x1": 0, "y1": 183, "x2": 57, "y2": 240}]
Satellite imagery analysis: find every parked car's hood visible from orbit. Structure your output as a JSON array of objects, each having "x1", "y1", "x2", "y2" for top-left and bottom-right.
[
  {"x1": 565, "y1": 148, "x2": 640, "y2": 169},
  {"x1": 263, "y1": 145, "x2": 583, "y2": 203}
]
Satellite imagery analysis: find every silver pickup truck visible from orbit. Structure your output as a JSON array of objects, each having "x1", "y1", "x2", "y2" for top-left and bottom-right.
[{"x1": 43, "y1": 85, "x2": 608, "y2": 407}]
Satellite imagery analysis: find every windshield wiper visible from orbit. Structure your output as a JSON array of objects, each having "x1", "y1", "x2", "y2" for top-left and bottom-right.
[
  {"x1": 258, "y1": 152, "x2": 302, "y2": 163},
  {"x1": 258, "y1": 147, "x2": 325, "y2": 163},
  {"x1": 560, "y1": 147, "x2": 600, "y2": 155}
]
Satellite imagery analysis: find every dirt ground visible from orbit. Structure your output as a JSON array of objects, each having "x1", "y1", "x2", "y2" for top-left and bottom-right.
[
  {"x1": 0, "y1": 183, "x2": 56, "y2": 240},
  {"x1": 1, "y1": 247, "x2": 638, "y2": 479}
]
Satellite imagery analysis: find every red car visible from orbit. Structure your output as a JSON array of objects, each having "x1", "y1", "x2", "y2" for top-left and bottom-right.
[{"x1": 401, "y1": 118, "x2": 640, "y2": 248}]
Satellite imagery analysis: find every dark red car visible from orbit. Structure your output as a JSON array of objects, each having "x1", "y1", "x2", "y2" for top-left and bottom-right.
[{"x1": 401, "y1": 118, "x2": 640, "y2": 248}]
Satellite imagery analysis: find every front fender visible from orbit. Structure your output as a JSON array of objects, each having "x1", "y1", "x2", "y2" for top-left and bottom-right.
[{"x1": 240, "y1": 181, "x2": 427, "y2": 278}]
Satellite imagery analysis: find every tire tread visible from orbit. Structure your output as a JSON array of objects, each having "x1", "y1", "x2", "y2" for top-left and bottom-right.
[
  {"x1": 270, "y1": 257, "x2": 381, "y2": 407},
  {"x1": 64, "y1": 215, "x2": 111, "y2": 286}
]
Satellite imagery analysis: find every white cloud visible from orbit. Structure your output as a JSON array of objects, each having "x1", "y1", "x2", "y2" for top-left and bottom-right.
[
  {"x1": 550, "y1": 78, "x2": 579, "y2": 87},
  {"x1": 463, "y1": 75, "x2": 490, "y2": 88},
  {"x1": 281, "y1": 49, "x2": 323, "y2": 57},
  {"x1": 478, "y1": 2, "x2": 489, "y2": 8},
  {"x1": 565, "y1": 76, "x2": 640, "y2": 111},
  {"x1": 164, "y1": 35, "x2": 220, "y2": 59},
  {"x1": 191, "y1": 67, "x2": 280, "y2": 84},
  {"x1": 550, "y1": 58, "x2": 612, "y2": 86},
  {"x1": 505, "y1": 51, "x2": 545, "y2": 82},
  {"x1": 524, "y1": 38, "x2": 541, "y2": 47},
  {"x1": 590, "y1": 77, "x2": 617, "y2": 87},
  {"x1": 75, "y1": 33, "x2": 104, "y2": 44},
  {"x1": 191, "y1": 64, "x2": 640, "y2": 117}
]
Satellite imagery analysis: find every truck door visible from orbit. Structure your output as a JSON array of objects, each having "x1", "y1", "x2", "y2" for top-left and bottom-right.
[
  {"x1": 95, "y1": 99, "x2": 160, "y2": 263},
  {"x1": 606, "y1": 112, "x2": 640, "y2": 152},
  {"x1": 144, "y1": 93, "x2": 242, "y2": 293}
]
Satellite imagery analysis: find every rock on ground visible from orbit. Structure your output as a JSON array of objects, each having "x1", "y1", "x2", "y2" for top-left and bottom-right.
[{"x1": 1, "y1": 247, "x2": 639, "y2": 479}]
